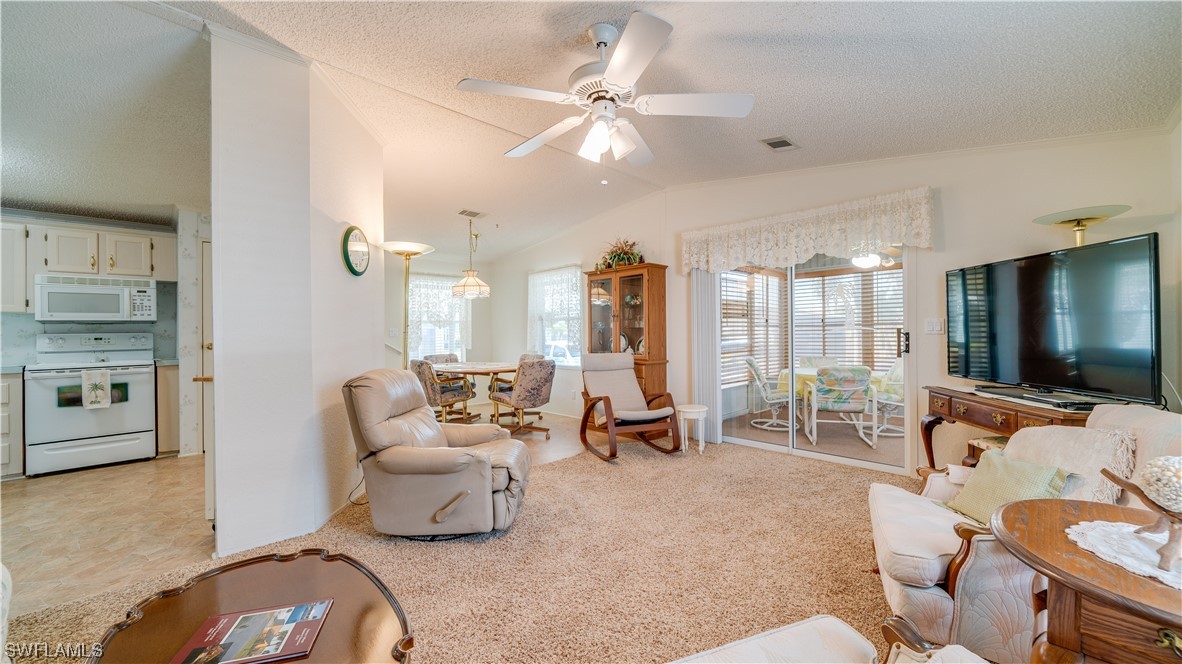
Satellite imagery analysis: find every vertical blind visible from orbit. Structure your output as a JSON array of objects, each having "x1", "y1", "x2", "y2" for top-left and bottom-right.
[
  {"x1": 793, "y1": 265, "x2": 903, "y2": 371},
  {"x1": 720, "y1": 269, "x2": 790, "y2": 385}
]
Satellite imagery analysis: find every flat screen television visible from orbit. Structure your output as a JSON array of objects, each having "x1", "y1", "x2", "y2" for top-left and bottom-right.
[{"x1": 946, "y1": 233, "x2": 1160, "y2": 405}]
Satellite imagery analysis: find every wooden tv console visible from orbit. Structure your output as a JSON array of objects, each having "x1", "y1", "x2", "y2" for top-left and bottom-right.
[{"x1": 921, "y1": 386, "x2": 1090, "y2": 468}]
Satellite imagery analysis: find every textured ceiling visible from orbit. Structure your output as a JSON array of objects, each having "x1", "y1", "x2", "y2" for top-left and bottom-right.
[
  {"x1": 3, "y1": 2, "x2": 1179, "y2": 258},
  {"x1": 1, "y1": 2, "x2": 210, "y2": 226}
]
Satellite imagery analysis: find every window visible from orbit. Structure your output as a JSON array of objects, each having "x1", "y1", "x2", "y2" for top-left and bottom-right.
[
  {"x1": 793, "y1": 265, "x2": 903, "y2": 371},
  {"x1": 527, "y1": 266, "x2": 582, "y2": 367},
  {"x1": 408, "y1": 273, "x2": 471, "y2": 360},
  {"x1": 720, "y1": 269, "x2": 789, "y2": 385}
]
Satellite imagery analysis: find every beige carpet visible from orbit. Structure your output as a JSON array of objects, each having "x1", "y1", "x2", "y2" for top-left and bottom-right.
[{"x1": 8, "y1": 443, "x2": 918, "y2": 663}]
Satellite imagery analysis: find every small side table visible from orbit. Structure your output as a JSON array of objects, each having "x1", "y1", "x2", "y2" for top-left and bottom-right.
[
  {"x1": 676, "y1": 404, "x2": 708, "y2": 455},
  {"x1": 992, "y1": 499, "x2": 1182, "y2": 664}
]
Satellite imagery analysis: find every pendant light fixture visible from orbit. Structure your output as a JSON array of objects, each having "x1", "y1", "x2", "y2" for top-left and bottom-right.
[{"x1": 452, "y1": 218, "x2": 490, "y2": 299}]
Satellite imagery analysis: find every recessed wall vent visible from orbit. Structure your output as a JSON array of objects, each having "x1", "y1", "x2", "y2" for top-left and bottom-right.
[
  {"x1": 457, "y1": 209, "x2": 483, "y2": 218},
  {"x1": 760, "y1": 136, "x2": 799, "y2": 152}
]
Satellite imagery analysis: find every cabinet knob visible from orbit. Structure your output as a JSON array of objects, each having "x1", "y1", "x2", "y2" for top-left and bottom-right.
[
  {"x1": 90, "y1": 255, "x2": 96, "y2": 270},
  {"x1": 955, "y1": 404, "x2": 968, "y2": 415},
  {"x1": 1022, "y1": 419, "x2": 1042, "y2": 428},
  {"x1": 991, "y1": 412, "x2": 1006, "y2": 425},
  {"x1": 933, "y1": 398, "x2": 945, "y2": 408},
  {"x1": 109, "y1": 255, "x2": 115, "y2": 269}
]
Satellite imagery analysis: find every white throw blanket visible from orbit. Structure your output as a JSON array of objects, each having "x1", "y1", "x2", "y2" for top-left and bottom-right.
[{"x1": 81, "y1": 369, "x2": 111, "y2": 409}]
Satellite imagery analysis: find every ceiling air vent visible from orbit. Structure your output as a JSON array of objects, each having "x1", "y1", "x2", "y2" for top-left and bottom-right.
[
  {"x1": 457, "y1": 209, "x2": 482, "y2": 218},
  {"x1": 760, "y1": 136, "x2": 799, "y2": 152}
]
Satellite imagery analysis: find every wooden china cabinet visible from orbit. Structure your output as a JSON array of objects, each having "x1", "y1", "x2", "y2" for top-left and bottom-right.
[{"x1": 585, "y1": 262, "x2": 667, "y2": 395}]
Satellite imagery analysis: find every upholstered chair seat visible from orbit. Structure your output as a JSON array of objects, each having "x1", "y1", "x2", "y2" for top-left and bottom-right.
[{"x1": 343, "y1": 368, "x2": 531, "y2": 536}]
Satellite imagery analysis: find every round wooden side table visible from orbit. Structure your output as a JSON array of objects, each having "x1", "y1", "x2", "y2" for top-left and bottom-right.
[{"x1": 991, "y1": 499, "x2": 1182, "y2": 664}]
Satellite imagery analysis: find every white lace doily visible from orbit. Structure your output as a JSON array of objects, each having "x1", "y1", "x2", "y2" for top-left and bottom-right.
[{"x1": 1066, "y1": 520, "x2": 1181, "y2": 589}]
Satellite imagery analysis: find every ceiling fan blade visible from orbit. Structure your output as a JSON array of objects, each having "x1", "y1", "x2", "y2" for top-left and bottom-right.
[
  {"x1": 457, "y1": 78, "x2": 577, "y2": 105},
  {"x1": 505, "y1": 114, "x2": 588, "y2": 158},
  {"x1": 603, "y1": 11, "x2": 673, "y2": 90},
  {"x1": 633, "y1": 93, "x2": 755, "y2": 118},
  {"x1": 614, "y1": 119, "x2": 653, "y2": 166}
]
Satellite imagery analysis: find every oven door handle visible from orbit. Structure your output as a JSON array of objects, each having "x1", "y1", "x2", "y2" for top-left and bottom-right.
[{"x1": 24, "y1": 366, "x2": 155, "y2": 380}]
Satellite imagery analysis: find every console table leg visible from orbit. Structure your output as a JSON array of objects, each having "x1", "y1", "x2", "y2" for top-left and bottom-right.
[{"x1": 920, "y1": 414, "x2": 944, "y2": 468}]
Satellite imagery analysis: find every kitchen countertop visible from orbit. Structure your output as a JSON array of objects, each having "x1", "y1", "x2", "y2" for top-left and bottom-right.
[
  {"x1": 155, "y1": 359, "x2": 179, "y2": 367},
  {"x1": 1, "y1": 365, "x2": 24, "y2": 375}
]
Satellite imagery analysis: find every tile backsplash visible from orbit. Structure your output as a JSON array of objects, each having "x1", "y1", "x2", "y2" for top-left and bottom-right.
[{"x1": 1, "y1": 281, "x2": 177, "y2": 367}]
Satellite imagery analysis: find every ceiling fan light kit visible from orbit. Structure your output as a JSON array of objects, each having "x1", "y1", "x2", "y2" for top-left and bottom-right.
[{"x1": 457, "y1": 11, "x2": 754, "y2": 166}]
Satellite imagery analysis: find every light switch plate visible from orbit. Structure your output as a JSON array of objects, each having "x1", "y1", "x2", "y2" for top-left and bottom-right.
[{"x1": 924, "y1": 317, "x2": 945, "y2": 334}]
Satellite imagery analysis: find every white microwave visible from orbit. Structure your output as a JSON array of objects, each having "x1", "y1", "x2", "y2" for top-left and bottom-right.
[{"x1": 34, "y1": 274, "x2": 157, "y2": 322}]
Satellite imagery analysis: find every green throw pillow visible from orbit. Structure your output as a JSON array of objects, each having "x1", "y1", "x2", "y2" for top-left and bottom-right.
[{"x1": 945, "y1": 450, "x2": 1067, "y2": 524}]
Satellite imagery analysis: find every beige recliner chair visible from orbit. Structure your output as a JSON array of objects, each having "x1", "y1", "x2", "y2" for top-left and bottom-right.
[{"x1": 342, "y1": 368, "x2": 532, "y2": 537}]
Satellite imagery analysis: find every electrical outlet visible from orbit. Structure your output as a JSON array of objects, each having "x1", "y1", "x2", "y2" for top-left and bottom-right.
[{"x1": 924, "y1": 318, "x2": 945, "y2": 335}]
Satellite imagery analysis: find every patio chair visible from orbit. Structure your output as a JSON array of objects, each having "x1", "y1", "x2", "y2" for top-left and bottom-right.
[
  {"x1": 876, "y1": 357, "x2": 904, "y2": 437},
  {"x1": 579, "y1": 353, "x2": 680, "y2": 461},
  {"x1": 799, "y1": 356, "x2": 840, "y2": 368},
  {"x1": 744, "y1": 357, "x2": 794, "y2": 431},
  {"x1": 803, "y1": 365, "x2": 878, "y2": 448}
]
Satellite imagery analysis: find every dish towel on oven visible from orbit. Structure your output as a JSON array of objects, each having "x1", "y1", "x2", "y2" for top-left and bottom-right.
[{"x1": 82, "y1": 369, "x2": 111, "y2": 409}]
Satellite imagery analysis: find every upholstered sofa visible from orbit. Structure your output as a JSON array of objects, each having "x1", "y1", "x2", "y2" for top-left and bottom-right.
[
  {"x1": 342, "y1": 368, "x2": 531, "y2": 536},
  {"x1": 869, "y1": 404, "x2": 1182, "y2": 663}
]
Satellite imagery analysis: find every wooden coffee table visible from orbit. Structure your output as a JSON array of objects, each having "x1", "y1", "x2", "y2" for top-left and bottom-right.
[{"x1": 91, "y1": 549, "x2": 413, "y2": 663}]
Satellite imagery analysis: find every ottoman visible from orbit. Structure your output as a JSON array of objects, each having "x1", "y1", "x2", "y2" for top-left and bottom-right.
[{"x1": 672, "y1": 615, "x2": 876, "y2": 663}]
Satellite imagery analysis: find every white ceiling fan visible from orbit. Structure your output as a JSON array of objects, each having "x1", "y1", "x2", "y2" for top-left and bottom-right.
[{"x1": 457, "y1": 11, "x2": 755, "y2": 166}]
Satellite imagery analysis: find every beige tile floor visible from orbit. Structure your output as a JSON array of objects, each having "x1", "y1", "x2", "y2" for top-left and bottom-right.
[{"x1": 0, "y1": 403, "x2": 589, "y2": 618}]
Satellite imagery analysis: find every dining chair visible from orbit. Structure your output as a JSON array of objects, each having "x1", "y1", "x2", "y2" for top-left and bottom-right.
[
  {"x1": 803, "y1": 365, "x2": 878, "y2": 448},
  {"x1": 491, "y1": 353, "x2": 546, "y2": 422},
  {"x1": 743, "y1": 357, "x2": 794, "y2": 431},
  {"x1": 424, "y1": 353, "x2": 461, "y2": 379},
  {"x1": 799, "y1": 356, "x2": 840, "y2": 368},
  {"x1": 489, "y1": 358, "x2": 555, "y2": 438},
  {"x1": 410, "y1": 359, "x2": 476, "y2": 423}
]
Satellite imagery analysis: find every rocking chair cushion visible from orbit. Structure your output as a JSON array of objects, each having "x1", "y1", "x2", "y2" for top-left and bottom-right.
[{"x1": 596, "y1": 406, "x2": 675, "y2": 427}]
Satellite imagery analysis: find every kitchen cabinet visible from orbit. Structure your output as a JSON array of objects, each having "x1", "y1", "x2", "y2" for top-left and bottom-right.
[
  {"x1": 104, "y1": 232, "x2": 153, "y2": 276},
  {"x1": 156, "y1": 364, "x2": 180, "y2": 454},
  {"x1": 1, "y1": 373, "x2": 24, "y2": 478},
  {"x1": 151, "y1": 235, "x2": 177, "y2": 281},
  {"x1": 0, "y1": 223, "x2": 26, "y2": 312},
  {"x1": 46, "y1": 227, "x2": 99, "y2": 274},
  {"x1": 584, "y1": 262, "x2": 668, "y2": 396}
]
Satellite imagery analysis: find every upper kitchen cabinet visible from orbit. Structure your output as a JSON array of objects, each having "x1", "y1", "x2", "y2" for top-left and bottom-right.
[
  {"x1": 30, "y1": 225, "x2": 177, "y2": 280},
  {"x1": 104, "y1": 232, "x2": 152, "y2": 276},
  {"x1": 46, "y1": 227, "x2": 99, "y2": 274},
  {"x1": 0, "y1": 223, "x2": 27, "y2": 312}
]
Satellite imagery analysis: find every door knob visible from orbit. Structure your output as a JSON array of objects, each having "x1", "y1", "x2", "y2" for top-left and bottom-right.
[
  {"x1": 204, "y1": 342, "x2": 213, "y2": 350},
  {"x1": 192, "y1": 376, "x2": 214, "y2": 383}
]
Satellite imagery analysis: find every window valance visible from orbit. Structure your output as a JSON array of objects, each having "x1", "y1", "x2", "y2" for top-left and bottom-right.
[{"x1": 680, "y1": 186, "x2": 934, "y2": 273}]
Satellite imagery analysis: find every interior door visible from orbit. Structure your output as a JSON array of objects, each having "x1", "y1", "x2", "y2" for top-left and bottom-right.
[{"x1": 200, "y1": 241, "x2": 216, "y2": 521}]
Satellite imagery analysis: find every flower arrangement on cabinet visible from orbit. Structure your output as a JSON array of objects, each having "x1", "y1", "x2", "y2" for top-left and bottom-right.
[{"x1": 596, "y1": 239, "x2": 643, "y2": 270}]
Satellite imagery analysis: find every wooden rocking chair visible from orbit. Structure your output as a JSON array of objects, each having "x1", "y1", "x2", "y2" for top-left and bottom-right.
[{"x1": 579, "y1": 353, "x2": 680, "y2": 461}]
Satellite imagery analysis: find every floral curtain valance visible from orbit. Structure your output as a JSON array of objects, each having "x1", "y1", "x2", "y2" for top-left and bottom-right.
[{"x1": 680, "y1": 186, "x2": 935, "y2": 273}]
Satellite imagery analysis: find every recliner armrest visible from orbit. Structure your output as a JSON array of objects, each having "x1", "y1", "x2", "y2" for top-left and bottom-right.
[
  {"x1": 374, "y1": 446, "x2": 486, "y2": 475},
  {"x1": 442, "y1": 423, "x2": 510, "y2": 447},
  {"x1": 471, "y1": 438, "x2": 532, "y2": 481}
]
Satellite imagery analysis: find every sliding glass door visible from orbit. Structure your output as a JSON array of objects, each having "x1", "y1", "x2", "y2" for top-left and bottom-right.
[{"x1": 719, "y1": 253, "x2": 907, "y2": 469}]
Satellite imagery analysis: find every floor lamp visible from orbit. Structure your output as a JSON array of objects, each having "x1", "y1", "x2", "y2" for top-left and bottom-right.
[{"x1": 381, "y1": 241, "x2": 435, "y2": 369}]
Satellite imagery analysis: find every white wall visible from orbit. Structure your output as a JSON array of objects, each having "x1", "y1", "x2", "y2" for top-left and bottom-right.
[
  {"x1": 492, "y1": 127, "x2": 1181, "y2": 468},
  {"x1": 210, "y1": 31, "x2": 383, "y2": 556},
  {"x1": 309, "y1": 66, "x2": 385, "y2": 525}
]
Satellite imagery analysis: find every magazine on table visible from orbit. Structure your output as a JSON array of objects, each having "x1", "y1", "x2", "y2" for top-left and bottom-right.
[{"x1": 170, "y1": 598, "x2": 333, "y2": 664}]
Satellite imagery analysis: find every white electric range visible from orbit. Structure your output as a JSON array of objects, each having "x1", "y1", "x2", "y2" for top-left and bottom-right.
[{"x1": 23, "y1": 333, "x2": 156, "y2": 476}]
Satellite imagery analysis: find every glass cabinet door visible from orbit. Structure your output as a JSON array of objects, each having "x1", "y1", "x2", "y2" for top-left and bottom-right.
[
  {"x1": 589, "y1": 277, "x2": 614, "y2": 353},
  {"x1": 619, "y1": 274, "x2": 646, "y2": 355}
]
